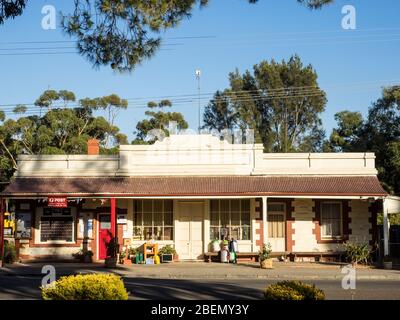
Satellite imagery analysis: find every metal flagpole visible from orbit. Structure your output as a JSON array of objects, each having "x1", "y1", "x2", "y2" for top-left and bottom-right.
[{"x1": 195, "y1": 69, "x2": 201, "y2": 133}]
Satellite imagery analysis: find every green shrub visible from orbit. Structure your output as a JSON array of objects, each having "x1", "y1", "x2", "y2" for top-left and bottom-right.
[
  {"x1": 264, "y1": 281, "x2": 325, "y2": 300},
  {"x1": 41, "y1": 273, "x2": 129, "y2": 300},
  {"x1": 344, "y1": 242, "x2": 371, "y2": 265},
  {"x1": 158, "y1": 245, "x2": 177, "y2": 255},
  {"x1": 128, "y1": 246, "x2": 141, "y2": 256},
  {"x1": 4, "y1": 241, "x2": 17, "y2": 264},
  {"x1": 259, "y1": 243, "x2": 272, "y2": 262}
]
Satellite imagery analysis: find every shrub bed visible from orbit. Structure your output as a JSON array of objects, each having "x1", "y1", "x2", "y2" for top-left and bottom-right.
[
  {"x1": 4, "y1": 241, "x2": 17, "y2": 264},
  {"x1": 41, "y1": 273, "x2": 129, "y2": 300},
  {"x1": 264, "y1": 280, "x2": 325, "y2": 300},
  {"x1": 343, "y1": 242, "x2": 371, "y2": 265}
]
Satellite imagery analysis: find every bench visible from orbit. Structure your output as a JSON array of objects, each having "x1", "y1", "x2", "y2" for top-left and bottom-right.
[
  {"x1": 204, "y1": 251, "x2": 343, "y2": 263},
  {"x1": 204, "y1": 251, "x2": 289, "y2": 263},
  {"x1": 289, "y1": 251, "x2": 344, "y2": 262},
  {"x1": 204, "y1": 252, "x2": 258, "y2": 263}
]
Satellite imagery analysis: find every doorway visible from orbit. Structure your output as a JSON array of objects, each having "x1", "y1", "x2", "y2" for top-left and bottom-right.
[
  {"x1": 175, "y1": 201, "x2": 204, "y2": 260},
  {"x1": 267, "y1": 203, "x2": 286, "y2": 252},
  {"x1": 98, "y1": 214, "x2": 112, "y2": 260}
]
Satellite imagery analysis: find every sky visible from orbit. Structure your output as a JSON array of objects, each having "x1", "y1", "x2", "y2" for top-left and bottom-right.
[{"x1": 1, "y1": 0, "x2": 400, "y2": 142}]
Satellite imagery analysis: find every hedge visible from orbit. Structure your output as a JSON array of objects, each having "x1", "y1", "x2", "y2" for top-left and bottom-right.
[
  {"x1": 264, "y1": 280, "x2": 325, "y2": 300},
  {"x1": 41, "y1": 273, "x2": 129, "y2": 300}
]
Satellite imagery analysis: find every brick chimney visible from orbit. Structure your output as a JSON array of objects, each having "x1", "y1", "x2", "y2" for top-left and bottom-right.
[{"x1": 87, "y1": 139, "x2": 100, "y2": 155}]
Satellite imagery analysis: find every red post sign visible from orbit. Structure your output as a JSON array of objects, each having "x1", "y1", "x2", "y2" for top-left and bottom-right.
[{"x1": 47, "y1": 197, "x2": 68, "y2": 208}]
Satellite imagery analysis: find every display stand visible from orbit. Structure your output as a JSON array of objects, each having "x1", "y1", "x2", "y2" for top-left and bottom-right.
[{"x1": 143, "y1": 243, "x2": 158, "y2": 264}]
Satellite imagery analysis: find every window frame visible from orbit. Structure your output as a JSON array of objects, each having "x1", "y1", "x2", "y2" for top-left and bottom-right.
[
  {"x1": 209, "y1": 199, "x2": 251, "y2": 241},
  {"x1": 134, "y1": 200, "x2": 174, "y2": 241},
  {"x1": 320, "y1": 201, "x2": 343, "y2": 240},
  {"x1": 38, "y1": 207, "x2": 75, "y2": 244}
]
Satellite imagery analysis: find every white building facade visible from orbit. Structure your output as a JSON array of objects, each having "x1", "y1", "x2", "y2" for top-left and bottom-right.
[{"x1": 1, "y1": 135, "x2": 388, "y2": 261}]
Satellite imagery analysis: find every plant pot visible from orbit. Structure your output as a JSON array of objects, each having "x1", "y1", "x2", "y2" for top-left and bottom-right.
[
  {"x1": 105, "y1": 257, "x2": 117, "y2": 268},
  {"x1": 122, "y1": 258, "x2": 132, "y2": 265},
  {"x1": 260, "y1": 258, "x2": 273, "y2": 269},
  {"x1": 133, "y1": 254, "x2": 143, "y2": 264},
  {"x1": 161, "y1": 254, "x2": 174, "y2": 263},
  {"x1": 83, "y1": 255, "x2": 93, "y2": 263},
  {"x1": 383, "y1": 261, "x2": 393, "y2": 270},
  {"x1": 173, "y1": 254, "x2": 179, "y2": 262}
]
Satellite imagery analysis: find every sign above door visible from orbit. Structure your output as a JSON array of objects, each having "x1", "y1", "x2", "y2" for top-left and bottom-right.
[{"x1": 47, "y1": 197, "x2": 68, "y2": 208}]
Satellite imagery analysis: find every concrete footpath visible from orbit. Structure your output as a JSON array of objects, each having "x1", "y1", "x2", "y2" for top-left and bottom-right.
[{"x1": 1, "y1": 261, "x2": 400, "y2": 280}]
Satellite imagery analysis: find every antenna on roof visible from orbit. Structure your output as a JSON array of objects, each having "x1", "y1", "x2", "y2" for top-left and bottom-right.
[{"x1": 195, "y1": 69, "x2": 201, "y2": 134}]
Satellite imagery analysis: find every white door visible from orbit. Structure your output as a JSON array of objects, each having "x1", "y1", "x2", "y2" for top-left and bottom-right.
[
  {"x1": 267, "y1": 203, "x2": 286, "y2": 252},
  {"x1": 176, "y1": 201, "x2": 204, "y2": 260}
]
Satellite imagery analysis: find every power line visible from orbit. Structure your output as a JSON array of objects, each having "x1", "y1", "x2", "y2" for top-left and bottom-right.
[
  {"x1": 0, "y1": 51, "x2": 78, "y2": 56},
  {"x1": 0, "y1": 36, "x2": 216, "y2": 45},
  {"x1": 0, "y1": 46, "x2": 76, "y2": 51},
  {"x1": 0, "y1": 90, "x2": 377, "y2": 116},
  {"x1": 3, "y1": 26, "x2": 400, "y2": 45},
  {"x1": 1, "y1": 28, "x2": 400, "y2": 56},
  {"x1": 0, "y1": 91, "x2": 327, "y2": 114},
  {"x1": 0, "y1": 79, "x2": 399, "y2": 109}
]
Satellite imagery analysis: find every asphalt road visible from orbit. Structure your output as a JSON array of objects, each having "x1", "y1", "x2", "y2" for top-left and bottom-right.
[{"x1": 0, "y1": 275, "x2": 400, "y2": 300}]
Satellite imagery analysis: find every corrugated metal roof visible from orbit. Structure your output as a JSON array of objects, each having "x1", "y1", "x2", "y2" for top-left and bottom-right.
[{"x1": 1, "y1": 176, "x2": 387, "y2": 197}]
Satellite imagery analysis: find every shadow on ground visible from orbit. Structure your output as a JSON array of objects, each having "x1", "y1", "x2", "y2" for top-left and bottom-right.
[
  {"x1": 0, "y1": 275, "x2": 265, "y2": 300},
  {"x1": 123, "y1": 277, "x2": 264, "y2": 300},
  {"x1": 0, "y1": 275, "x2": 42, "y2": 299}
]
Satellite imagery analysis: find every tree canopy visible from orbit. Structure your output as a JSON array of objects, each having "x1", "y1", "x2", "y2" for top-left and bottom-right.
[
  {"x1": 133, "y1": 99, "x2": 188, "y2": 144},
  {"x1": 1, "y1": 0, "x2": 333, "y2": 71},
  {"x1": 0, "y1": 0, "x2": 26, "y2": 24},
  {"x1": 0, "y1": 90, "x2": 128, "y2": 184},
  {"x1": 203, "y1": 55, "x2": 327, "y2": 152},
  {"x1": 327, "y1": 86, "x2": 400, "y2": 194}
]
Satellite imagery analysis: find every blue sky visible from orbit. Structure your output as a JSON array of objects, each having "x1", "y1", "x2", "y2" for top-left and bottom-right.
[{"x1": 1, "y1": 0, "x2": 400, "y2": 142}]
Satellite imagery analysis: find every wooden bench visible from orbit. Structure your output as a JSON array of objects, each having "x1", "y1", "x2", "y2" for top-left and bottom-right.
[
  {"x1": 289, "y1": 251, "x2": 344, "y2": 262},
  {"x1": 204, "y1": 251, "x2": 343, "y2": 263},
  {"x1": 204, "y1": 251, "x2": 289, "y2": 263}
]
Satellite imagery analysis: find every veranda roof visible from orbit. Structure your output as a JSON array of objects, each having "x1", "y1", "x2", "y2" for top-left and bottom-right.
[{"x1": 1, "y1": 176, "x2": 387, "y2": 197}]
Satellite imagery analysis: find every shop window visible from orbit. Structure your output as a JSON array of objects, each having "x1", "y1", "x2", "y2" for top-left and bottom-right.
[
  {"x1": 320, "y1": 202, "x2": 343, "y2": 239},
  {"x1": 16, "y1": 212, "x2": 32, "y2": 239},
  {"x1": 210, "y1": 199, "x2": 251, "y2": 241},
  {"x1": 133, "y1": 200, "x2": 173, "y2": 241},
  {"x1": 40, "y1": 208, "x2": 74, "y2": 242}
]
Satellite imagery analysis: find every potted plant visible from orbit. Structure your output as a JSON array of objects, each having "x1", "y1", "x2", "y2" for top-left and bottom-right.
[
  {"x1": 72, "y1": 249, "x2": 93, "y2": 263},
  {"x1": 105, "y1": 237, "x2": 119, "y2": 268},
  {"x1": 158, "y1": 245, "x2": 177, "y2": 263},
  {"x1": 130, "y1": 247, "x2": 143, "y2": 264},
  {"x1": 383, "y1": 255, "x2": 392, "y2": 270},
  {"x1": 118, "y1": 250, "x2": 126, "y2": 264},
  {"x1": 259, "y1": 243, "x2": 273, "y2": 269},
  {"x1": 3, "y1": 241, "x2": 17, "y2": 264},
  {"x1": 83, "y1": 250, "x2": 93, "y2": 263}
]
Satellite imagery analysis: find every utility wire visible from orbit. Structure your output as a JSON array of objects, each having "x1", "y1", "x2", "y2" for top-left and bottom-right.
[
  {"x1": 1, "y1": 80, "x2": 398, "y2": 110},
  {"x1": 1, "y1": 78, "x2": 398, "y2": 108}
]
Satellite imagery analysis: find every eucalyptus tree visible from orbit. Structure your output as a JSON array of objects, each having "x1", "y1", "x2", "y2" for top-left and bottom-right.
[{"x1": 203, "y1": 55, "x2": 327, "y2": 152}]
